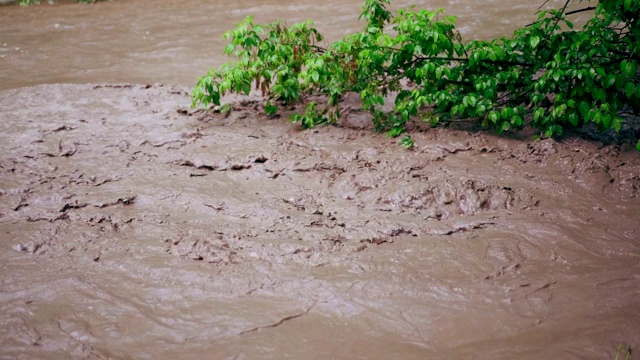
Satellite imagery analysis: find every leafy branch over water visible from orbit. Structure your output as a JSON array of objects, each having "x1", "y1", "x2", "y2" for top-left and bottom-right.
[{"x1": 192, "y1": 0, "x2": 640, "y2": 149}]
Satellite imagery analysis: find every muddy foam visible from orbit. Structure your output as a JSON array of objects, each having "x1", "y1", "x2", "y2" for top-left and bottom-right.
[{"x1": 0, "y1": 83, "x2": 639, "y2": 359}]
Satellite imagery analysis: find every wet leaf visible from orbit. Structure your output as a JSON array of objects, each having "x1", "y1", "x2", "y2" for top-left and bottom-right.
[
  {"x1": 625, "y1": 82, "x2": 635, "y2": 99},
  {"x1": 530, "y1": 36, "x2": 540, "y2": 48}
]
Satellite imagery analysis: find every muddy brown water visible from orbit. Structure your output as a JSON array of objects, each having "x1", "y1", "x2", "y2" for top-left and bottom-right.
[{"x1": 1, "y1": 1, "x2": 639, "y2": 359}]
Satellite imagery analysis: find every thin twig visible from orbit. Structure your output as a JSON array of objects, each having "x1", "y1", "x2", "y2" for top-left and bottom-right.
[
  {"x1": 565, "y1": 6, "x2": 596, "y2": 16},
  {"x1": 551, "y1": 0, "x2": 572, "y2": 33},
  {"x1": 538, "y1": 0, "x2": 551, "y2": 10},
  {"x1": 238, "y1": 301, "x2": 316, "y2": 335}
]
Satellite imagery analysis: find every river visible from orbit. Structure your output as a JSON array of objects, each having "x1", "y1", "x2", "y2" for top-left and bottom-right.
[{"x1": 1, "y1": 1, "x2": 639, "y2": 359}]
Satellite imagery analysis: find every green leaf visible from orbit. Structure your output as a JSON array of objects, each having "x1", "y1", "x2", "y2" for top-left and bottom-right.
[
  {"x1": 488, "y1": 111, "x2": 499, "y2": 124},
  {"x1": 602, "y1": 113, "x2": 612, "y2": 128},
  {"x1": 636, "y1": 140, "x2": 640, "y2": 151},
  {"x1": 435, "y1": 67, "x2": 443, "y2": 80},
  {"x1": 241, "y1": 82, "x2": 251, "y2": 95},
  {"x1": 399, "y1": 135, "x2": 414, "y2": 149},
  {"x1": 265, "y1": 101, "x2": 278, "y2": 115},
  {"x1": 220, "y1": 103, "x2": 232, "y2": 114},
  {"x1": 622, "y1": 60, "x2": 637, "y2": 78},
  {"x1": 387, "y1": 127, "x2": 404, "y2": 138},
  {"x1": 464, "y1": 95, "x2": 477, "y2": 108},
  {"x1": 533, "y1": 107, "x2": 544, "y2": 121},
  {"x1": 498, "y1": 121, "x2": 511, "y2": 133},
  {"x1": 612, "y1": 117, "x2": 621, "y2": 132},
  {"x1": 530, "y1": 36, "x2": 540, "y2": 48},
  {"x1": 625, "y1": 82, "x2": 635, "y2": 99},
  {"x1": 621, "y1": 60, "x2": 629, "y2": 74},
  {"x1": 512, "y1": 115, "x2": 524, "y2": 127},
  {"x1": 594, "y1": 88, "x2": 606, "y2": 101},
  {"x1": 224, "y1": 44, "x2": 236, "y2": 55},
  {"x1": 568, "y1": 113, "x2": 579, "y2": 126}
]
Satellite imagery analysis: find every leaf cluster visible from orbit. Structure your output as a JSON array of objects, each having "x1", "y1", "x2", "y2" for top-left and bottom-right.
[{"x1": 192, "y1": 0, "x2": 640, "y2": 146}]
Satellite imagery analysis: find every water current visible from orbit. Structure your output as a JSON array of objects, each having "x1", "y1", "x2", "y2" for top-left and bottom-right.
[{"x1": 1, "y1": 1, "x2": 639, "y2": 359}]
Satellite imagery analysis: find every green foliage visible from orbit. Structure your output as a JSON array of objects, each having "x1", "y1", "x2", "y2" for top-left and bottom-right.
[
  {"x1": 191, "y1": 16, "x2": 328, "y2": 124},
  {"x1": 291, "y1": 101, "x2": 328, "y2": 129},
  {"x1": 193, "y1": 0, "x2": 640, "y2": 145},
  {"x1": 219, "y1": 103, "x2": 232, "y2": 115},
  {"x1": 399, "y1": 134, "x2": 414, "y2": 149}
]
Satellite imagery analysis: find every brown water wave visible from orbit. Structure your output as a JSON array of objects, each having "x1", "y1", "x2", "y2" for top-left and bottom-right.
[
  {"x1": 0, "y1": 0, "x2": 576, "y2": 91},
  {"x1": 1, "y1": 0, "x2": 638, "y2": 358},
  {"x1": 0, "y1": 83, "x2": 639, "y2": 359}
]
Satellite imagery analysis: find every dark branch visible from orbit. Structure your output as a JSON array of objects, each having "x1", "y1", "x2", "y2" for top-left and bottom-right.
[
  {"x1": 565, "y1": 7, "x2": 596, "y2": 16},
  {"x1": 412, "y1": 55, "x2": 534, "y2": 68}
]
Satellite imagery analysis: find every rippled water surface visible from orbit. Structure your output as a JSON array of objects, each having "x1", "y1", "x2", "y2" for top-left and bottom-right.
[
  {"x1": 1, "y1": 1, "x2": 638, "y2": 359},
  {"x1": 0, "y1": 0, "x2": 574, "y2": 91}
]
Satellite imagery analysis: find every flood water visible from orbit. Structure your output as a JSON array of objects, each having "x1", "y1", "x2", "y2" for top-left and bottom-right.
[
  {"x1": 0, "y1": 0, "x2": 580, "y2": 91},
  {"x1": 1, "y1": 1, "x2": 639, "y2": 359}
]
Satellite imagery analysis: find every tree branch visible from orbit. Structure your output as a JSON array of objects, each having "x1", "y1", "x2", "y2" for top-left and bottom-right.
[
  {"x1": 412, "y1": 55, "x2": 533, "y2": 68},
  {"x1": 565, "y1": 7, "x2": 596, "y2": 16}
]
